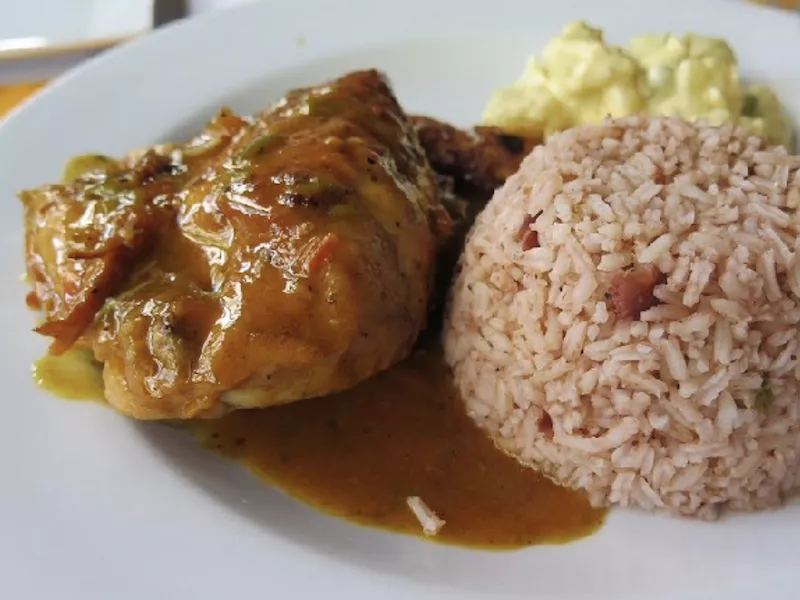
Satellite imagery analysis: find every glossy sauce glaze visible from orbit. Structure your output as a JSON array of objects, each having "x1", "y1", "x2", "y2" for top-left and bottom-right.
[{"x1": 192, "y1": 341, "x2": 605, "y2": 548}]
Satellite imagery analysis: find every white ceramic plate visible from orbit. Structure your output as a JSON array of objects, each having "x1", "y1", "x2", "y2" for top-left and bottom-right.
[{"x1": 1, "y1": 1, "x2": 799, "y2": 599}]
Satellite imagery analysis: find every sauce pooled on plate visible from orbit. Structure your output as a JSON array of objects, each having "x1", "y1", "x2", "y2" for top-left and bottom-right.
[
  {"x1": 192, "y1": 342, "x2": 605, "y2": 548},
  {"x1": 35, "y1": 342, "x2": 605, "y2": 548}
]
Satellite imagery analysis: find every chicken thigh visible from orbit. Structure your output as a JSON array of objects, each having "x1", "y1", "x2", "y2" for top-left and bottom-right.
[{"x1": 23, "y1": 70, "x2": 450, "y2": 419}]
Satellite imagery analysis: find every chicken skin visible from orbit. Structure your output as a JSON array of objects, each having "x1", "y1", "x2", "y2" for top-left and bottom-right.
[{"x1": 23, "y1": 70, "x2": 451, "y2": 419}]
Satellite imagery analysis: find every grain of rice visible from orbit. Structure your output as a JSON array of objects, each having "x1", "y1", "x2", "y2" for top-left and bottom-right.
[{"x1": 406, "y1": 496, "x2": 445, "y2": 536}]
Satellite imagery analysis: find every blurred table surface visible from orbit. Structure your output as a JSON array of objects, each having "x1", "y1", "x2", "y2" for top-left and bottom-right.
[{"x1": 0, "y1": 0, "x2": 798, "y2": 118}]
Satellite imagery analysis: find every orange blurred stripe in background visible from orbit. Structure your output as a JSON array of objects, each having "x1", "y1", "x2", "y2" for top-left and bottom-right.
[
  {"x1": 0, "y1": 81, "x2": 46, "y2": 117},
  {"x1": 749, "y1": 0, "x2": 800, "y2": 7}
]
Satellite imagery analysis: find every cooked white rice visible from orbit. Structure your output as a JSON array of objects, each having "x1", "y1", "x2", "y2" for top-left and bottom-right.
[
  {"x1": 406, "y1": 496, "x2": 446, "y2": 536},
  {"x1": 443, "y1": 115, "x2": 800, "y2": 519}
]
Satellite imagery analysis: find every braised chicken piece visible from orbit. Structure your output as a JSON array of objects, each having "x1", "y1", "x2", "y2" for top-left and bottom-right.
[
  {"x1": 23, "y1": 70, "x2": 451, "y2": 419},
  {"x1": 410, "y1": 116, "x2": 539, "y2": 195}
]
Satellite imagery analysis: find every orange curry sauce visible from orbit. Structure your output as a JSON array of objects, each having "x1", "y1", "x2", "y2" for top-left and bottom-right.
[{"x1": 191, "y1": 342, "x2": 605, "y2": 548}]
